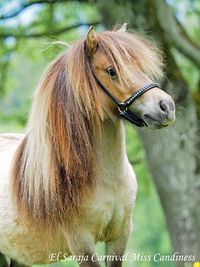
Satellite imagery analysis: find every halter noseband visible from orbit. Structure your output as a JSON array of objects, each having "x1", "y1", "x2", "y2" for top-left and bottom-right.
[{"x1": 94, "y1": 76, "x2": 160, "y2": 127}]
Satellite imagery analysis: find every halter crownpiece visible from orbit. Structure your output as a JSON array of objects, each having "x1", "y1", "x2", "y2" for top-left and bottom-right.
[{"x1": 94, "y1": 75, "x2": 160, "y2": 127}]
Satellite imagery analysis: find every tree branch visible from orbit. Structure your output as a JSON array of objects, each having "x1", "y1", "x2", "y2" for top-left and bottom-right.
[
  {"x1": 0, "y1": 21, "x2": 101, "y2": 39},
  {"x1": 0, "y1": 0, "x2": 69, "y2": 20},
  {"x1": 154, "y1": 0, "x2": 200, "y2": 69}
]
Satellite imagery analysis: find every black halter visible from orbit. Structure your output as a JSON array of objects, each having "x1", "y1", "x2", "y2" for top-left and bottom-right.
[{"x1": 94, "y1": 76, "x2": 160, "y2": 127}]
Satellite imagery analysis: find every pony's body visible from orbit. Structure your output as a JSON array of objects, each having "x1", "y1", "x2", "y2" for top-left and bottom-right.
[
  {"x1": 0, "y1": 121, "x2": 136, "y2": 265},
  {"x1": 0, "y1": 26, "x2": 175, "y2": 267}
]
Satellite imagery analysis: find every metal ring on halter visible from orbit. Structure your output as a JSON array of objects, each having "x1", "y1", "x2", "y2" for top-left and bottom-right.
[{"x1": 118, "y1": 103, "x2": 127, "y2": 113}]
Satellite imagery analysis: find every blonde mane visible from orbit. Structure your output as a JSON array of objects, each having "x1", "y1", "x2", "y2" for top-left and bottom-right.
[{"x1": 12, "y1": 29, "x2": 164, "y2": 226}]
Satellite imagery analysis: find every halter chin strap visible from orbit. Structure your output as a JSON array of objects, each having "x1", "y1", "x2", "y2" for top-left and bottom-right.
[{"x1": 94, "y1": 76, "x2": 160, "y2": 127}]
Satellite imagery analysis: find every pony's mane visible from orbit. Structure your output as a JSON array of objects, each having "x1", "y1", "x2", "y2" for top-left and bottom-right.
[{"x1": 12, "y1": 29, "x2": 164, "y2": 227}]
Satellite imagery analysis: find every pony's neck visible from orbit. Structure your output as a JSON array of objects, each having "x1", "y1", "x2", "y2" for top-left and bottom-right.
[{"x1": 96, "y1": 119, "x2": 126, "y2": 183}]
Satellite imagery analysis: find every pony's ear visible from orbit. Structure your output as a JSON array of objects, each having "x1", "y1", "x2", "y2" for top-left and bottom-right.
[
  {"x1": 118, "y1": 23, "x2": 127, "y2": 32},
  {"x1": 86, "y1": 26, "x2": 98, "y2": 54}
]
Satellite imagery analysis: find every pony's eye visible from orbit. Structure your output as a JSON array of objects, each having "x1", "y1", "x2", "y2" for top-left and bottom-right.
[{"x1": 106, "y1": 67, "x2": 118, "y2": 79}]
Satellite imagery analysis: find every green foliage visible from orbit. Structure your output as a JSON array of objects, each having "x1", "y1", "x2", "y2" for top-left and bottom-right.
[
  {"x1": 170, "y1": 0, "x2": 200, "y2": 43},
  {"x1": 172, "y1": 49, "x2": 199, "y2": 91},
  {"x1": 169, "y1": 0, "x2": 200, "y2": 91}
]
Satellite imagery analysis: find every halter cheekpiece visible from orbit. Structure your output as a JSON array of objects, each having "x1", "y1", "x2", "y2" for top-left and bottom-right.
[{"x1": 94, "y1": 75, "x2": 160, "y2": 127}]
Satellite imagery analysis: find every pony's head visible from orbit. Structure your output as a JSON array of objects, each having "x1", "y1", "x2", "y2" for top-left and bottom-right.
[
  {"x1": 85, "y1": 25, "x2": 175, "y2": 128},
  {"x1": 12, "y1": 25, "x2": 175, "y2": 227}
]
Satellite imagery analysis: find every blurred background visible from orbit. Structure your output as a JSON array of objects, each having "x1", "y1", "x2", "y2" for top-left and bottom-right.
[{"x1": 0, "y1": 1, "x2": 199, "y2": 267}]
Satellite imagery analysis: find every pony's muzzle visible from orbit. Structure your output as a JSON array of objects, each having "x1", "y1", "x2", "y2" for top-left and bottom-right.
[{"x1": 143, "y1": 94, "x2": 176, "y2": 128}]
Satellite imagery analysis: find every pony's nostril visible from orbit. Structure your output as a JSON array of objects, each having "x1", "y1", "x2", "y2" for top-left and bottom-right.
[
  {"x1": 159, "y1": 101, "x2": 168, "y2": 113},
  {"x1": 169, "y1": 101, "x2": 175, "y2": 111}
]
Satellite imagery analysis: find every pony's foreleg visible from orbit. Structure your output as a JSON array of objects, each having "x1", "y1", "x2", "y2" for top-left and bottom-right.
[
  {"x1": 10, "y1": 259, "x2": 29, "y2": 267},
  {"x1": 63, "y1": 229, "x2": 100, "y2": 267},
  {"x1": 105, "y1": 219, "x2": 132, "y2": 267},
  {"x1": 0, "y1": 252, "x2": 9, "y2": 267}
]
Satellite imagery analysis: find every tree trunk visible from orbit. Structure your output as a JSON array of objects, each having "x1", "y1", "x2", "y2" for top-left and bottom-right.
[
  {"x1": 138, "y1": 93, "x2": 200, "y2": 264},
  {"x1": 96, "y1": 0, "x2": 200, "y2": 266}
]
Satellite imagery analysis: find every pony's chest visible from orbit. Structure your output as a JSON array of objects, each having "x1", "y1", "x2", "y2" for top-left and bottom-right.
[
  {"x1": 91, "y1": 198, "x2": 129, "y2": 242},
  {"x1": 86, "y1": 167, "x2": 137, "y2": 242}
]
